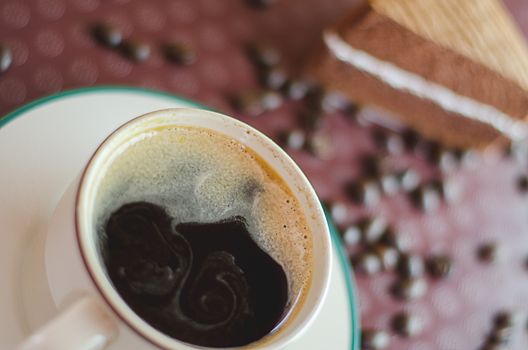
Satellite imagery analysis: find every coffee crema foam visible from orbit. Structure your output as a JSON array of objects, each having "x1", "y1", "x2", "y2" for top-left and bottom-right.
[{"x1": 94, "y1": 125, "x2": 313, "y2": 326}]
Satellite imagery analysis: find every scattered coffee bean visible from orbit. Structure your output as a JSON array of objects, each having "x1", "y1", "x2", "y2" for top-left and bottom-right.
[
  {"x1": 247, "y1": 42, "x2": 280, "y2": 68},
  {"x1": 417, "y1": 139, "x2": 442, "y2": 164},
  {"x1": 306, "y1": 133, "x2": 335, "y2": 160},
  {"x1": 281, "y1": 77, "x2": 311, "y2": 100},
  {"x1": 402, "y1": 128, "x2": 420, "y2": 150},
  {"x1": 353, "y1": 251, "x2": 382, "y2": 275},
  {"x1": 477, "y1": 242, "x2": 500, "y2": 263},
  {"x1": 0, "y1": 45, "x2": 13, "y2": 73},
  {"x1": 380, "y1": 173, "x2": 400, "y2": 195},
  {"x1": 121, "y1": 39, "x2": 150, "y2": 62},
  {"x1": 386, "y1": 133, "x2": 405, "y2": 155},
  {"x1": 517, "y1": 175, "x2": 528, "y2": 193},
  {"x1": 259, "y1": 90, "x2": 283, "y2": 111},
  {"x1": 487, "y1": 326, "x2": 512, "y2": 345},
  {"x1": 391, "y1": 277, "x2": 427, "y2": 301},
  {"x1": 397, "y1": 253, "x2": 425, "y2": 278},
  {"x1": 439, "y1": 149, "x2": 460, "y2": 172},
  {"x1": 341, "y1": 225, "x2": 361, "y2": 246},
  {"x1": 426, "y1": 254, "x2": 452, "y2": 279},
  {"x1": 398, "y1": 168, "x2": 420, "y2": 192},
  {"x1": 163, "y1": 42, "x2": 196, "y2": 65},
  {"x1": 246, "y1": 0, "x2": 275, "y2": 8},
  {"x1": 361, "y1": 329, "x2": 390, "y2": 350},
  {"x1": 361, "y1": 154, "x2": 382, "y2": 178},
  {"x1": 480, "y1": 343, "x2": 508, "y2": 350},
  {"x1": 231, "y1": 90, "x2": 264, "y2": 116},
  {"x1": 232, "y1": 90, "x2": 282, "y2": 116},
  {"x1": 279, "y1": 129, "x2": 305, "y2": 150},
  {"x1": 346, "y1": 179, "x2": 381, "y2": 206},
  {"x1": 391, "y1": 311, "x2": 423, "y2": 337},
  {"x1": 320, "y1": 90, "x2": 351, "y2": 114},
  {"x1": 409, "y1": 183, "x2": 441, "y2": 212},
  {"x1": 298, "y1": 107, "x2": 323, "y2": 130},
  {"x1": 379, "y1": 229, "x2": 404, "y2": 252},
  {"x1": 259, "y1": 66, "x2": 287, "y2": 90},
  {"x1": 328, "y1": 201, "x2": 348, "y2": 225},
  {"x1": 343, "y1": 102, "x2": 359, "y2": 120},
  {"x1": 374, "y1": 244, "x2": 399, "y2": 271},
  {"x1": 371, "y1": 129, "x2": 387, "y2": 149},
  {"x1": 493, "y1": 311, "x2": 516, "y2": 329},
  {"x1": 355, "y1": 217, "x2": 387, "y2": 244},
  {"x1": 91, "y1": 22, "x2": 123, "y2": 48}
]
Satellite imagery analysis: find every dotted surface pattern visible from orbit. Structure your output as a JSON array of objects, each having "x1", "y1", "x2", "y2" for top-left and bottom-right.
[{"x1": 1, "y1": 0, "x2": 528, "y2": 349}]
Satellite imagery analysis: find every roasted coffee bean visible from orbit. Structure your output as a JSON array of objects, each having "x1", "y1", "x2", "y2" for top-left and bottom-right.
[
  {"x1": 397, "y1": 253, "x2": 424, "y2": 278},
  {"x1": 346, "y1": 179, "x2": 381, "y2": 206},
  {"x1": 426, "y1": 254, "x2": 452, "y2": 279},
  {"x1": 327, "y1": 201, "x2": 347, "y2": 225},
  {"x1": 163, "y1": 42, "x2": 196, "y2": 65},
  {"x1": 281, "y1": 77, "x2": 311, "y2": 100},
  {"x1": 231, "y1": 90, "x2": 281, "y2": 116},
  {"x1": 391, "y1": 277, "x2": 427, "y2": 301},
  {"x1": 409, "y1": 184, "x2": 441, "y2": 212},
  {"x1": 438, "y1": 149, "x2": 460, "y2": 172},
  {"x1": 343, "y1": 102, "x2": 359, "y2": 120},
  {"x1": 297, "y1": 108, "x2": 323, "y2": 130},
  {"x1": 487, "y1": 326, "x2": 512, "y2": 345},
  {"x1": 477, "y1": 242, "x2": 500, "y2": 263},
  {"x1": 360, "y1": 154, "x2": 382, "y2": 178},
  {"x1": 373, "y1": 244, "x2": 399, "y2": 271},
  {"x1": 353, "y1": 251, "x2": 382, "y2": 276},
  {"x1": 517, "y1": 175, "x2": 528, "y2": 193},
  {"x1": 259, "y1": 90, "x2": 282, "y2": 111},
  {"x1": 480, "y1": 343, "x2": 508, "y2": 350},
  {"x1": 246, "y1": 0, "x2": 276, "y2": 8},
  {"x1": 493, "y1": 311, "x2": 517, "y2": 329},
  {"x1": 354, "y1": 217, "x2": 387, "y2": 244},
  {"x1": 259, "y1": 66, "x2": 287, "y2": 90},
  {"x1": 341, "y1": 225, "x2": 361, "y2": 246},
  {"x1": 306, "y1": 133, "x2": 335, "y2": 160},
  {"x1": 391, "y1": 311, "x2": 423, "y2": 337},
  {"x1": 379, "y1": 229, "x2": 404, "y2": 252},
  {"x1": 279, "y1": 129, "x2": 305, "y2": 150},
  {"x1": 361, "y1": 329, "x2": 390, "y2": 350},
  {"x1": 231, "y1": 91, "x2": 264, "y2": 116},
  {"x1": 121, "y1": 39, "x2": 150, "y2": 62},
  {"x1": 402, "y1": 129, "x2": 420, "y2": 150},
  {"x1": 247, "y1": 42, "x2": 280, "y2": 68},
  {"x1": 0, "y1": 45, "x2": 13, "y2": 73},
  {"x1": 380, "y1": 173, "x2": 400, "y2": 195},
  {"x1": 91, "y1": 23, "x2": 123, "y2": 48},
  {"x1": 320, "y1": 90, "x2": 351, "y2": 114},
  {"x1": 417, "y1": 139, "x2": 442, "y2": 164},
  {"x1": 398, "y1": 168, "x2": 420, "y2": 192}
]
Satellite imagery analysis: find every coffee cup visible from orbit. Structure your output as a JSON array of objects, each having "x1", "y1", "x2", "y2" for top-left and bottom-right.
[{"x1": 18, "y1": 108, "x2": 332, "y2": 350}]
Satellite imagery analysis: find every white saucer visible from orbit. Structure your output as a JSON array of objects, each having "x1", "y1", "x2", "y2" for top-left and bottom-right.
[{"x1": 0, "y1": 86, "x2": 359, "y2": 350}]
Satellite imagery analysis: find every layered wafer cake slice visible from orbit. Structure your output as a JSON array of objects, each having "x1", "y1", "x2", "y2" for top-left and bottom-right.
[{"x1": 306, "y1": 0, "x2": 528, "y2": 149}]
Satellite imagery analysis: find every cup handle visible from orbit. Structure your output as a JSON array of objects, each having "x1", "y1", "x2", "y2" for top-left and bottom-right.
[{"x1": 18, "y1": 296, "x2": 118, "y2": 350}]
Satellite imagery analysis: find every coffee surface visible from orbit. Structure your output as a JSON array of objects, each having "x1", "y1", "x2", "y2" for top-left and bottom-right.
[
  {"x1": 105, "y1": 202, "x2": 288, "y2": 347},
  {"x1": 94, "y1": 125, "x2": 313, "y2": 347}
]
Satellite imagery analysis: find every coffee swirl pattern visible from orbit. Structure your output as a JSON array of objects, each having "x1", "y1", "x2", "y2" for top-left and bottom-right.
[{"x1": 105, "y1": 201, "x2": 288, "y2": 347}]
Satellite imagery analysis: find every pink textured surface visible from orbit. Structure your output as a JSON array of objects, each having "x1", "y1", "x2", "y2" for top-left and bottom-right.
[{"x1": 1, "y1": 0, "x2": 528, "y2": 349}]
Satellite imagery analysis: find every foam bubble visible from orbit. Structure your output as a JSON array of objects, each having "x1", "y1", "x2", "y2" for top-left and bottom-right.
[{"x1": 94, "y1": 126, "x2": 313, "y2": 312}]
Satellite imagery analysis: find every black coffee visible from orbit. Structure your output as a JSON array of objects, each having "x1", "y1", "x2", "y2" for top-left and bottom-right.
[
  {"x1": 103, "y1": 201, "x2": 288, "y2": 347},
  {"x1": 94, "y1": 126, "x2": 313, "y2": 347}
]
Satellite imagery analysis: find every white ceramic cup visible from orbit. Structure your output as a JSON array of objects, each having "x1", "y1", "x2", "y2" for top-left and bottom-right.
[{"x1": 18, "y1": 108, "x2": 332, "y2": 350}]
